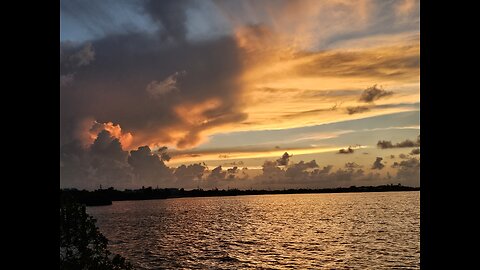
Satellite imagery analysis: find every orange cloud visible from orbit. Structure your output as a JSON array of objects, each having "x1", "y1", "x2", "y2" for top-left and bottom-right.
[{"x1": 86, "y1": 120, "x2": 133, "y2": 149}]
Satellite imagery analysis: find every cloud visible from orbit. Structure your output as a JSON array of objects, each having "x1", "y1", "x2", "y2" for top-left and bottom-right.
[
  {"x1": 346, "y1": 106, "x2": 370, "y2": 115},
  {"x1": 345, "y1": 162, "x2": 362, "y2": 169},
  {"x1": 377, "y1": 137, "x2": 420, "y2": 149},
  {"x1": 223, "y1": 161, "x2": 244, "y2": 166},
  {"x1": 294, "y1": 45, "x2": 419, "y2": 80},
  {"x1": 128, "y1": 145, "x2": 173, "y2": 185},
  {"x1": 359, "y1": 85, "x2": 393, "y2": 103},
  {"x1": 60, "y1": 42, "x2": 95, "y2": 86},
  {"x1": 227, "y1": 166, "x2": 239, "y2": 174},
  {"x1": 88, "y1": 121, "x2": 133, "y2": 149},
  {"x1": 259, "y1": 160, "x2": 285, "y2": 181},
  {"x1": 338, "y1": 147, "x2": 354, "y2": 154},
  {"x1": 61, "y1": 0, "x2": 419, "y2": 151},
  {"x1": 285, "y1": 160, "x2": 319, "y2": 179},
  {"x1": 213, "y1": 0, "x2": 419, "y2": 51},
  {"x1": 392, "y1": 157, "x2": 420, "y2": 186},
  {"x1": 72, "y1": 42, "x2": 95, "y2": 66},
  {"x1": 253, "y1": 153, "x2": 385, "y2": 189},
  {"x1": 60, "y1": 32, "x2": 248, "y2": 149},
  {"x1": 410, "y1": 148, "x2": 420, "y2": 155},
  {"x1": 174, "y1": 163, "x2": 206, "y2": 188},
  {"x1": 146, "y1": 71, "x2": 186, "y2": 98},
  {"x1": 371, "y1": 157, "x2": 385, "y2": 170},
  {"x1": 60, "y1": 74, "x2": 75, "y2": 87},
  {"x1": 61, "y1": 42, "x2": 95, "y2": 68},
  {"x1": 143, "y1": 0, "x2": 189, "y2": 42},
  {"x1": 207, "y1": 165, "x2": 227, "y2": 182},
  {"x1": 276, "y1": 152, "x2": 292, "y2": 166},
  {"x1": 60, "y1": 130, "x2": 133, "y2": 190}
]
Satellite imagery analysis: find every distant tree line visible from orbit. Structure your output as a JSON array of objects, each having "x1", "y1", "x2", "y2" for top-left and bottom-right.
[{"x1": 61, "y1": 184, "x2": 420, "y2": 206}]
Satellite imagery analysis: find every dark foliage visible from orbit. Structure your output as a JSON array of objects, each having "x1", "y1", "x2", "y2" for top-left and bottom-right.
[{"x1": 60, "y1": 194, "x2": 133, "y2": 269}]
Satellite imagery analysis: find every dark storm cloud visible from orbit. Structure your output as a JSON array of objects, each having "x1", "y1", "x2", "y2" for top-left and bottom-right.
[
  {"x1": 60, "y1": 130, "x2": 133, "y2": 190},
  {"x1": 60, "y1": 30, "x2": 247, "y2": 148},
  {"x1": 359, "y1": 85, "x2": 394, "y2": 103},
  {"x1": 61, "y1": 129, "x2": 177, "y2": 189}
]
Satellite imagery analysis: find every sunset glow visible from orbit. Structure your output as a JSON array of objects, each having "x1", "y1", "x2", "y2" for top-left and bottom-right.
[{"x1": 61, "y1": 0, "x2": 419, "y2": 190}]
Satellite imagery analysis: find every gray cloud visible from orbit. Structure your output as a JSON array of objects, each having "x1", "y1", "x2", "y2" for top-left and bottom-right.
[
  {"x1": 60, "y1": 42, "x2": 95, "y2": 87},
  {"x1": 392, "y1": 157, "x2": 420, "y2": 186},
  {"x1": 359, "y1": 85, "x2": 393, "y2": 103},
  {"x1": 60, "y1": 74, "x2": 75, "y2": 87},
  {"x1": 254, "y1": 155, "x2": 383, "y2": 189},
  {"x1": 174, "y1": 163, "x2": 206, "y2": 188},
  {"x1": 345, "y1": 162, "x2": 362, "y2": 169},
  {"x1": 276, "y1": 152, "x2": 292, "y2": 166},
  {"x1": 223, "y1": 161, "x2": 244, "y2": 166},
  {"x1": 338, "y1": 147, "x2": 354, "y2": 154},
  {"x1": 146, "y1": 71, "x2": 186, "y2": 98},
  {"x1": 285, "y1": 160, "x2": 319, "y2": 179},
  {"x1": 377, "y1": 137, "x2": 420, "y2": 149},
  {"x1": 60, "y1": 130, "x2": 133, "y2": 190},
  {"x1": 128, "y1": 145, "x2": 173, "y2": 186},
  {"x1": 227, "y1": 166, "x2": 239, "y2": 174},
  {"x1": 60, "y1": 42, "x2": 95, "y2": 68},
  {"x1": 60, "y1": 31, "x2": 248, "y2": 149},
  {"x1": 371, "y1": 157, "x2": 385, "y2": 170},
  {"x1": 346, "y1": 106, "x2": 370, "y2": 115},
  {"x1": 410, "y1": 148, "x2": 420, "y2": 155}
]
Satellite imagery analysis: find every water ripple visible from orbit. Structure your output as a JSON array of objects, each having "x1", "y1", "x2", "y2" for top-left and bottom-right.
[{"x1": 88, "y1": 192, "x2": 419, "y2": 269}]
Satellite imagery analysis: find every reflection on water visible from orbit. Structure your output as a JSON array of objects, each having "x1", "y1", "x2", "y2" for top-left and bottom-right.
[{"x1": 88, "y1": 191, "x2": 419, "y2": 269}]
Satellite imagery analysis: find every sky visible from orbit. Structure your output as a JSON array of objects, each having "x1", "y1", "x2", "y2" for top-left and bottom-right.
[{"x1": 60, "y1": 0, "x2": 420, "y2": 190}]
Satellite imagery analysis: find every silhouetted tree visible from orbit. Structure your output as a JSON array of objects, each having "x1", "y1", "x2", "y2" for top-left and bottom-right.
[{"x1": 60, "y1": 196, "x2": 133, "y2": 270}]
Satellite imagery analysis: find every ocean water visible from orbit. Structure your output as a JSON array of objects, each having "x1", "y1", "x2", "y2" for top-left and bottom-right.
[{"x1": 87, "y1": 191, "x2": 420, "y2": 269}]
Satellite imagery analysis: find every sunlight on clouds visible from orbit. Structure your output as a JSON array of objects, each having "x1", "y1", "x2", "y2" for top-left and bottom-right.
[{"x1": 168, "y1": 145, "x2": 355, "y2": 166}]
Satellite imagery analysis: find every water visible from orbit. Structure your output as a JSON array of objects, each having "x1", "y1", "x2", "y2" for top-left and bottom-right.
[{"x1": 87, "y1": 191, "x2": 420, "y2": 269}]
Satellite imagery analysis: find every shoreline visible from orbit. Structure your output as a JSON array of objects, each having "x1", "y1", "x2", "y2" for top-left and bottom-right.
[{"x1": 61, "y1": 184, "x2": 420, "y2": 206}]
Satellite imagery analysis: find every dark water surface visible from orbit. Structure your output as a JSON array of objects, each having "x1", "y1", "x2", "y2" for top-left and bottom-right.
[{"x1": 88, "y1": 191, "x2": 419, "y2": 269}]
